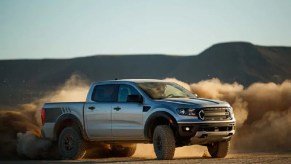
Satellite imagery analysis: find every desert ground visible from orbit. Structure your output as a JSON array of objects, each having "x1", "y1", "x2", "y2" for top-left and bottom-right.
[
  {"x1": 2, "y1": 145, "x2": 291, "y2": 164},
  {"x1": 66, "y1": 153, "x2": 291, "y2": 164},
  {"x1": 1, "y1": 153, "x2": 291, "y2": 164}
]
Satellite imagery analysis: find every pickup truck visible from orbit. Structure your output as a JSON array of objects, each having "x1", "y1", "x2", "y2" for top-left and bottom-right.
[{"x1": 41, "y1": 79, "x2": 236, "y2": 160}]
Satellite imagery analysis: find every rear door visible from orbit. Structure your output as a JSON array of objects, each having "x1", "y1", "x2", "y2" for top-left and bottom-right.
[
  {"x1": 84, "y1": 84, "x2": 118, "y2": 139},
  {"x1": 111, "y1": 84, "x2": 144, "y2": 138}
]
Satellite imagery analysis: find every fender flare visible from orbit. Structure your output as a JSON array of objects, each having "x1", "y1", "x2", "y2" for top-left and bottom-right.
[
  {"x1": 144, "y1": 111, "x2": 178, "y2": 140},
  {"x1": 53, "y1": 114, "x2": 88, "y2": 141}
]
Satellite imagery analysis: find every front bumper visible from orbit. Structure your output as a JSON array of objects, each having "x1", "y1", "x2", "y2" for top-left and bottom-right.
[{"x1": 177, "y1": 122, "x2": 235, "y2": 145}]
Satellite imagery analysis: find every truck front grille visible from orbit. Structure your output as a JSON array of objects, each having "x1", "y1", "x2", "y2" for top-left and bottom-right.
[{"x1": 197, "y1": 107, "x2": 232, "y2": 121}]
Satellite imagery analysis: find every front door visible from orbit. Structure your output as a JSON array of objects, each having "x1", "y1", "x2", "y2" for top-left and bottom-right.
[{"x1": 111, "y1": 84, "x2": 144, "y2": 138}]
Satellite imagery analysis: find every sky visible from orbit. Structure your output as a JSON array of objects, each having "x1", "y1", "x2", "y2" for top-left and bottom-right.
[{"x1": 0, "y1": 0, "x2": 291, "y2": 60}]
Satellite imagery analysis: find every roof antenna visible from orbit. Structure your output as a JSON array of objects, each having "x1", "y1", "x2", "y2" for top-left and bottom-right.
[{"x1": 114, "y1": 78, "x2": 118, "y2": 80}]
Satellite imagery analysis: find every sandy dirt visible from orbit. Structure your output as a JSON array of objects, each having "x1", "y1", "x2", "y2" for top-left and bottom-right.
[
  {"x1": 1, "y1": 153, "x2": 291, "y2": 164},
  {"x1": 81, "y1": 153, "x2": 291, "y2": 164}
]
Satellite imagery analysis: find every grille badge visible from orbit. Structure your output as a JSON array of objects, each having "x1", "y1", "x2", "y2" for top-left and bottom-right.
[{"x1": 198, "y1": 110, "x2": 205, "y2": 120}]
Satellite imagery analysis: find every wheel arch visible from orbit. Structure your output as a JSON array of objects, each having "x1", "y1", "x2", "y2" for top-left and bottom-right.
[
  {"x1": 144, "y1": 111, "x2": 178, "y2": 142},
  {"x1": 53, "y1": 114, "x2": 88, "y2": 141}
]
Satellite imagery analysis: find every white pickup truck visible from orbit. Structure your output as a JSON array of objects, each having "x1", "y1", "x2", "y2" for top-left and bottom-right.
[{"x1": 41, "y1": 79, "x2": 236, "y2": 160}]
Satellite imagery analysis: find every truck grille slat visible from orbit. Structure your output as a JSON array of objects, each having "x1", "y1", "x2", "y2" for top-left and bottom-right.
[{"x1": 197, "y1": 107, "x2": 232, "y2": 121}]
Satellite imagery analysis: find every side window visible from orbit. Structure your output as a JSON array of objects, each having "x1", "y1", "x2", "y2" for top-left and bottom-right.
[
  {"x1": 118, "y1": 85, "x2": 140, "y2": 102},
  {"x1": 92, "y1": 85, "x2": 117, "y2": 102}
]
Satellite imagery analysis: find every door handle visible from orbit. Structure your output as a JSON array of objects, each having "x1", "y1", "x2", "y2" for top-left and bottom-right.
[
  {"x1": 88, "y1": 106, "x2": 95, "y2": 110},
  {"x1": 113, "y1": 107, "x2": 121, "y2": 111}
]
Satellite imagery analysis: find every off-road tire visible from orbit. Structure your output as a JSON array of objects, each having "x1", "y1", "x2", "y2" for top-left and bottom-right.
[
  {"x1": 110, "y1": 144, "x2": 137, "y2": 157},
  {"x1": 207, "y1": 140, "x2": 230, "y2": 158},
  {"x1": 153, "y1": 125, "x2": 175, "y2": 160},
  {"x1": 58, "y1": 127, "x2": 86, "y2": 159}
]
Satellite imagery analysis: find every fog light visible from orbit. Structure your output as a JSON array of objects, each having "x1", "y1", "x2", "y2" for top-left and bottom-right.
[{"x1": 185, "y1": 127, "x2": 190, "y2": 131}]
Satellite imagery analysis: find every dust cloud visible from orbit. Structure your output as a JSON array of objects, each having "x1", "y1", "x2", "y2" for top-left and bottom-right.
[
  {"x1": 0, "y1": 74, "x2": 89, "y2": 159},
  {"x1": 17, "y1": 131, "x2": 52, "y2": 159},
  {"x1": 0, "y1": 107, "x2": 41, "y2": 159},
  {"x1": 164, "y1": 78, "x2": 291, "y2": 152},
  {"x1": 0, "y1": 75, "x2": 290, "y2": 159}
]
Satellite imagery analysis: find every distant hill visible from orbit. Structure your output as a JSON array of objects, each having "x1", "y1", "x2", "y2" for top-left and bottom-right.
[{"x1": 0, "y1": 42, "x2": 290, "y2": 106}]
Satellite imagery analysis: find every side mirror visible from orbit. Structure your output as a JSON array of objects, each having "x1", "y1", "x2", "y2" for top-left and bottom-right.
[{"x1": 127, "y1": 95, "x2": 143, "y2": 103}]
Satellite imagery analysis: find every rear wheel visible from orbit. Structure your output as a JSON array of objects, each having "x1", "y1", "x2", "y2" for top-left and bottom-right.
[
  {"x1": 207, "y1": 141, "x2": 230, "y2": 158},
  {"x1": 110, "y1": 144, "x2": 137, "y2": 157},
  {"x1": 153, "y1": 125, "x2": 176, "y2": 160},
  {"x1": 58, "y1": 127, "x2": 86, "y2": 159}
]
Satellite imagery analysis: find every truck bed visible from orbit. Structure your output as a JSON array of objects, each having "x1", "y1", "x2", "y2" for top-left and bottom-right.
[{"x1": 42, "y1": 102, "x2": 85, "y2": 139}]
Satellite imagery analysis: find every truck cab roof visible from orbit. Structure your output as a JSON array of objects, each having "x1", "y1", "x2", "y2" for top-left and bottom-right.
[{"x1": 91, "y1": 79, "x2": 166, "y2": 85}]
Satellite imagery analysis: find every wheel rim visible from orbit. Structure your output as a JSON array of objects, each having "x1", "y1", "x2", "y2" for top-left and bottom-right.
[{"x1": 64, "y1": 134, "x2": 74, "y2": 151}]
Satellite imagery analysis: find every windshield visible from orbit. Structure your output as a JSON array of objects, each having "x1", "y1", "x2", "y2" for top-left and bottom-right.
[{"x1": 136, "y1": 82, "x2": 196, "y2": 99}]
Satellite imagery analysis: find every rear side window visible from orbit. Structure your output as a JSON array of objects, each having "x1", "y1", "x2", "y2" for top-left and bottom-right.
[{"x1": 92, "y1": 84, "x2": 117, "y2": 102}]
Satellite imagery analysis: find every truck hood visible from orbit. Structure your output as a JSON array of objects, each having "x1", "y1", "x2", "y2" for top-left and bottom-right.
[{"x1": 156, "y1": 98, "x2": 230, "y2": 108}]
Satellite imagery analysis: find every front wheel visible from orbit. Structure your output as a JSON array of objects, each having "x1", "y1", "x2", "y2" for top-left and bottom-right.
[
  {"x1": 153, "y1": 125, "x2": 176, "y2": 160},
  {"x1": 58, "y1": 127, "x2": 86, "y2": 159},
  {"x1": 207, "y1": 140, "x2": 230, "y2": 158}
]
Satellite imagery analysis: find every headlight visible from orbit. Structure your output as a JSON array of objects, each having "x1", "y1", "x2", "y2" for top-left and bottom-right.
[{"x1": 176, "y1": 108, "x2": 197, "y2": 116}]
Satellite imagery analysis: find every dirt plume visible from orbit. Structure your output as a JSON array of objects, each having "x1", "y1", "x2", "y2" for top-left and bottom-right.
[
  {"x1": 233, "y1": 80, "x2": 291, "y2": 152},
  {"x1": 0, "y1": 74, "x2": 89, "y2": 159},
  {"x1": 17, "y1": 131, "x2": 52, "y2": 159},
  {"x1": 0, "y1": 108, "x2": 40, "y2": 159}
]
